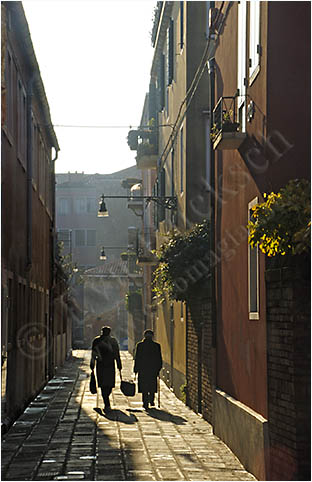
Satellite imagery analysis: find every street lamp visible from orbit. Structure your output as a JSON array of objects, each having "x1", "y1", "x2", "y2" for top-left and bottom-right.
[
  {"x1": 100, "y1": 247, "x2": 107, "y2": 260},
  {"x1": 97, "y1": 193, "x2": 177, "y2": 217},
  {"x1": 97, "y1": 194, "x2": 108, "y2": 217},
  {"x1": 99, "y1": 245, "x2": 134, "y2": 261}
]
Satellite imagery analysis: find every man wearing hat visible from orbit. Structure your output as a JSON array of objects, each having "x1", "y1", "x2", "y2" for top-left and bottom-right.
[
  {"x1": 134, "y1": 329, "x2": 163, "y2": 409},
  {"x1": 90, "y1": 326, "x2": 122, "y2": 412}
]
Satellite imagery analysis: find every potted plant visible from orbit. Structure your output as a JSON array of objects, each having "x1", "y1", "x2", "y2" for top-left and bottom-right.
[
  {"x1": 210, "y1": 110, "x2": 240, "y2": 142},
  {"x1": 247, "y1": 179, "x2": 310, "y2": 257}
]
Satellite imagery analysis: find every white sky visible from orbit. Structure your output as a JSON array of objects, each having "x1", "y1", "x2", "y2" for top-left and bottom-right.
[{"x1": 22, "y1": 0, "x2": 155, "y2": 174}]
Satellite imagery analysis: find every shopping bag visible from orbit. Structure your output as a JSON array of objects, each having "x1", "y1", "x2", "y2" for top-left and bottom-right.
[
  {"x1": 90, "y1": 370, "x2": 97, "y2": 394},
  {"x1": 120, "y1": 380, "x2": 136, "y2": 397}
]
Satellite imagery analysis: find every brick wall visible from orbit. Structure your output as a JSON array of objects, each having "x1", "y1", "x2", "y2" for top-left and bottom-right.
[
  {"x1": 187, "y1": 294, "x2": 214, "y2": 423},
  {"x1": 266, "y1": 257, "x2": 311, "y2": 481}
]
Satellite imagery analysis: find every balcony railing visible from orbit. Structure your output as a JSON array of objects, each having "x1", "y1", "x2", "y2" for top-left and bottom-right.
[
  {"x1": 136, "y1": 140, "x2": 158, "y2": 169},
  {"x1": 212, "y1": 96, "x2": 246, "y2": 150},
  {"x1": 127, "y1": 127, "x2": 158, "y2": 169}
]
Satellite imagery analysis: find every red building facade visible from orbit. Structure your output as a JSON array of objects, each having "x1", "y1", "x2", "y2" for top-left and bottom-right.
[{"x1": 1, "y1": 2, "x2": 71, "y2": 429}]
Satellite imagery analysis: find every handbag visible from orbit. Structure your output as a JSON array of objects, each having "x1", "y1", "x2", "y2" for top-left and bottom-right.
[
  {"x1": 90, "y1": 370, "x2": 97, "y2": 394},
  {"x1": 120, "y1": 379, "x2": 135, "y2": 397}
]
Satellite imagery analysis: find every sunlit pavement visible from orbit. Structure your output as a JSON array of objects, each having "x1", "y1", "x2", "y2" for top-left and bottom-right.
[{"x1": 2, "y1": 351, "x2": 256, "y2": 481}]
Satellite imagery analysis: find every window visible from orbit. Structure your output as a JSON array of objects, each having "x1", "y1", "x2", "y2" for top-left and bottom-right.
[
  {"x1": 58, "y1": 198, "x2": 70, "y2": 215},
  {"x1": 17, "y1": 78, "x2": 27, "y2": 167},
  {"x1": 87, "y1": 198, "x2": 97, "y2": 213},
  {"x1": 75, "y1": 230, "x2": 86, "y2": 247},
  {"x1": 159, "y1": 168, "x2": 166, "y2": 222},
  {"x1": 86, "y1": 230, "x2": 96, "y2": 246},
  {"x1": 75, "y1": 198, "x2": 86, "y2": 213},
  {"x1": 4, "y1": 49, "x2": 14, "y2": 137},
  {"x1": 57, "y1": 229, "x2": 72, "y2": 254},
  {"x1": 180, "y1": 2, "x2": 184, "y2": 49},
  {"x1": 38, "y1": 137, "x2": 45, "y2": 200},
  {"x1": 159, "y1": 54, "x2": 165, "y2": 111},
  {"x1": 45, "y1": 155, "x2": 51, "y2": 211},
  {"x1": 249, "y1": 0, "x2": 261, "y2": 83},
  {"x1": 248, "y1": 198, "x2": 259, "y2": 320},
  {"x1": 167, "y1": 19, "x2": 174, "y2": 86},
  {"x1": 32, "y1": 119, "x2": 38, "y2": 185},
  {"x1": 237, "y1": 0, "x2": 247, "y2": 132},
  {"x1": 180, "y1": 127, "x2": 184, "y2": 193}
]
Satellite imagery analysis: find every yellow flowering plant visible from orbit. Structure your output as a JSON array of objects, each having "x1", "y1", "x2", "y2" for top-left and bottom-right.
[{"x1": 247, "y1": 179, "x2": 311, "y2": 257}]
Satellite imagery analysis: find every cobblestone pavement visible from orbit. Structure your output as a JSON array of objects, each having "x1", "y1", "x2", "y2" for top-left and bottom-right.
[{"x1": 2, "y1": 351, "x2": 256, "y2": 481}]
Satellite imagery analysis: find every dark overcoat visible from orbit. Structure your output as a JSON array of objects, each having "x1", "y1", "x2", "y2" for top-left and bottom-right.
[
  {"x1": 134, "y1": 339, "x2": 162, "y2": 393},
  {"x1": 91, "y1": 335, "x2": 122, "y2": 388}
]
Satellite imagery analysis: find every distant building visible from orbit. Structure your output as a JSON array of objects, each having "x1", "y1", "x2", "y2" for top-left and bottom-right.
[
  {"x1": 83, "y1": 259, "x2": 129, "y2": 348},
  {"x1": 55, "y1": 168, "x2": 142, "y2": 346}
]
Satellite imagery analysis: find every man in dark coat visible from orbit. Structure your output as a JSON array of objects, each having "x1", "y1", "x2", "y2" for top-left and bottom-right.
[
  {"x1": 134, "y1": 329, "x2": 162, "y2": 409},
  {"x1": 90, "y1": 326, "x2": 122, "y2": 412}
]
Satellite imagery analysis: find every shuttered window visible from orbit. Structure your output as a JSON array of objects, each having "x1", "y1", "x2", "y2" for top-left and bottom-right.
[
  {"x1": 5, "y1": 49, "x2": 14, "y2": 137},
  {"x1": 159, "y1": 54, "x2": 165, "y2": 111},
  {"x1": 17, "y1": 78, "x2": 27, "y2": 168},
  {"x1": 86, "y1": 230, "x2": 96, "y2": 246},
  {"x1": 159, "y1": 168, "x2": 166, "y2": 222},
  {"x1": 180, "y1": 2, "x2": 184, "y2": 49},
  {"x1": 75, "y1": 230, "x2": 85, "y2": 247},
  {"x1": 167, "y1": 19, "x2": 174, "y2": 85}
]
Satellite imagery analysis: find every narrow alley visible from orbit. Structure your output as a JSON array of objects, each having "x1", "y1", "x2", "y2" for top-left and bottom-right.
[{"x1": 2, "y1": 351, "x2": 256, "y2": 482}]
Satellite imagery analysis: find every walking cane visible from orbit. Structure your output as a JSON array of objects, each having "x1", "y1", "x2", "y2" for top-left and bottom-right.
[{"x1": 157, "y1": 376, "x2": 160, "y2": 408}]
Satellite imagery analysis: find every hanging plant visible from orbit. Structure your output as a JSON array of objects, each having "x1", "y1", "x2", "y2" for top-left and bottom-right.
[
  {"x1": 247, "y1": 179, "x2": 311, "y2": 257},
  {"x1": 153, "y1": 220, "x2": 210, "y2": 302}
]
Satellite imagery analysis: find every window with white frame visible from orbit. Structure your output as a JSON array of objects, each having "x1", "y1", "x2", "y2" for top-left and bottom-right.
[
  {"x1": 248, "y1": 197, "x2": 259, "y2": 320},
  {"x1": 237, "y1": 0, "x2": 247, "y2": 132},
  {"x1": 249, "y1": 0, "x2": 261, "y2": 83}
]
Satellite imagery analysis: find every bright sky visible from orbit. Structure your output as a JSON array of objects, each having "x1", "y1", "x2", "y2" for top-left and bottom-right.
[{"x1": 22, "y1": 0, "x2": 155, "y2": 174}]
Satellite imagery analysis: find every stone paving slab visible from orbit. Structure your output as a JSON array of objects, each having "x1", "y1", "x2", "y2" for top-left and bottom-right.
[{"x1": 2, "y1": 350, "x2": 257, "y2": 481}]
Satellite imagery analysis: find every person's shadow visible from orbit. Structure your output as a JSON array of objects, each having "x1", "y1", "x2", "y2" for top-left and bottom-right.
[
  {"x1": 128, "y1": 408, "x2": 187, "y2": 425},
  {"x1": 94, "y1": 408, "x2": 138, "y2": 424}
]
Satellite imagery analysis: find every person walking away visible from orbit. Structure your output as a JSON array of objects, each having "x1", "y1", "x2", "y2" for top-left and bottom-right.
[
  {"x1": 134, "y1": 329, "x2": 162, "y2": 409},
  {"x1": 90, "y1": 326, "x2": 122, "y2": 412}
]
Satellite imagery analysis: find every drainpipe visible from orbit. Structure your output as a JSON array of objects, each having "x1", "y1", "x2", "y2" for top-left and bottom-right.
[
  {"x1": 49, "y1": 146, "x2": 59, "y2": 378},
  {"x1": 208, "y1": 58, "x2": 216, "y2": 350}
]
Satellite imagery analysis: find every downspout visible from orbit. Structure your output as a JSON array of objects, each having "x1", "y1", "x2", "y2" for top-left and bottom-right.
[
  {"x1": 49, "y1": 146, "x2": 59, "y2": 378},
  {"x1": 208, "y1": 58, "x2": 216, "y2": 350}
]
